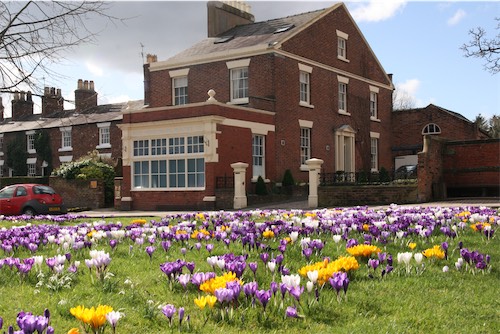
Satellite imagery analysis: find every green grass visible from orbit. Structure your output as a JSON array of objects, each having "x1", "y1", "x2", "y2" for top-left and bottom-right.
[{"x1": 0, "y1": 210, "x2": 498, "y2": 334}]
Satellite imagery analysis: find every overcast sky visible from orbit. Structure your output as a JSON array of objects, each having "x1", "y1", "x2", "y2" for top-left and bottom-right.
[{"x1": 2, "y1": 1, "x2": 499, "y2": 121}]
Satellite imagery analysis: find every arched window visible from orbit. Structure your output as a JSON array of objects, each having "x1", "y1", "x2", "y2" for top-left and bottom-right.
[{"x1": 422, "y1": 123, "x2": 441, "y2": 135}]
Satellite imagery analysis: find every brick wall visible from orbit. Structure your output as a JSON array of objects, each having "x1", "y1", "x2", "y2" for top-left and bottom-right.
[
  {"x1": 319, "y1": 184, "x2": 418, "y2": 207},
  {"x1": 50, "y1": 177, "x2": 105, "y2": 209}
]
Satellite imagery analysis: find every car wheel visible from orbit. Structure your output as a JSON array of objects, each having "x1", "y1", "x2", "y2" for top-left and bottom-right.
[{"x1": 23, "y1": 207, "x2": 36, "y2": 216}]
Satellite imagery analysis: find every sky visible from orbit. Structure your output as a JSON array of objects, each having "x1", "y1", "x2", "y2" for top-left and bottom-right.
[{"x1": 1, "y1": 0, "x2": 499, "y2": 122}]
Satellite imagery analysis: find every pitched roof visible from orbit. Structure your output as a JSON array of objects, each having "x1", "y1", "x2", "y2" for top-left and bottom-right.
[
  {"x1": 0, "y1": 100, "x2": 143, "y2": 133},
  {"x1": 394, "y1": 104, "x2": 472, "y2": 123},
  {"x1": 165, "y1": 7, "x2": 331, "y2": 63}
]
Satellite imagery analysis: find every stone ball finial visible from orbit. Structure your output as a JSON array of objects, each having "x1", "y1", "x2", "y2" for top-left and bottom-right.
[{"x1": 207, "y1": 89, "x2": 217, "y2": 102}]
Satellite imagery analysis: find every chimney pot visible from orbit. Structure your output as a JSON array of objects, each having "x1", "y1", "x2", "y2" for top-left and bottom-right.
[
  {"x1": 89, "y1": 80, "x2": 95, "y2": 91},
  {"x1": 20, "y1": 91, "x2": 26, "y2": 101},
  {"x1": 27, "y1": 91, "x2": 32, "y2": 101},
  {"x1": 78, "y1": 79, "x2": 83, "y2": 89},
  {"x1": 44, "y1": 87, "x2": 50, "y2": 95},
  {"x1": 57, "y1": 88, "x2": 61, "y2": 96},
  {"x1": 84, "y1": 80, "x2": 89, "y2": 90},
  {"x1": 50, "y1": 87, "x2": 56, "y2": 95}
]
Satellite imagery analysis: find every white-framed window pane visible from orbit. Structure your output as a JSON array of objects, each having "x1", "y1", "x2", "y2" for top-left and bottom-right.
[
  {"x1": 231, "y1": 67, "x2": 248, "y2": 101},
  {"x1": 151, "y1": 160, "x2": 167, "y2": 188},
  {"x1": 169, "y1": 137, "x2": 185, "y2": 154},
  {"x1": 173, "y1": 76, "x2": 188, "y2": 105},
  {"x1": 169, "y1": 159, "x2": 186, "y2": 188},
  {"x1": 133, "y1": 161, "x2": 149, "y2": 188},
  {"x1": 187, "y1": 158, "x2": 205, "y2": 187},
  {"x1": 133, "y1": 140, "x2": 149, "y2": 156},
  {"x1": 370, "y1": 92, "x2": 378, "y2": 118},
  {"x1": 300, "y1": 128, "x2": 311, "y2": 165},
  {"x1": 338, "y1": 83, "x2": 347, "y2": 111},
  {"x1": 99, "y1": 127, "x2": 110, "y2": 145},
  {"x1": 338, "y1": 37, "x2": 346, "y2": 58},
  {"x1": 422, "y1": 123, "x2": 441, "y2": 134},
  {"x1": 252, "y1": 135, "x2": 265, "y2": 178},
  {"x1": 61, "y1": 130, "x2": 72, "y2": 148},
  {"x1": 27, "y1": 134, "x2": 35, "y2": 151},
  {"x1": 371, "y1": 138, "x2": 378, "y2": 171},
  {"x1": 299, "y1": 71, "x2": 310, "y2": 103},
  {"x1": 151, "y1": 138, "x2": 167, "y2": 155},
  {"x1": 187, "y1": 136, "x2": 204, "y2": 154},
  {"x1": 27, "y1": 163, "x2": 36, "y2": 176}
]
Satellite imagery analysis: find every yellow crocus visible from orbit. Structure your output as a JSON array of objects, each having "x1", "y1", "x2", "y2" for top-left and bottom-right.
[
  {"x1": 206, "y1": 295, "x2": 217, "y2": 308},
  {"x1": 67, "y1": 328, "x2": 80, "y2": 334},
  {"x1": 409, "y1": 242, "x2": 417, "y2": 250},
  {"x1": 194, "y1": 297, "x2": 207, "y2": 310}
]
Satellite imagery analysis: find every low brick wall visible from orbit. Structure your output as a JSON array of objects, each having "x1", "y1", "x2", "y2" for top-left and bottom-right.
[
  {"x1": 319, "y1": 184, "x2": 418, "y2": 207},
  {"x1": 50, "y1": 177, "x2": 105, "y2": 209}
]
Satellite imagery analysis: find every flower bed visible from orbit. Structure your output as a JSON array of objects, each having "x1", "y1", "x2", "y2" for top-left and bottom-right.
[{"x1": 0, "y1": 205, "x2": 498, "y2": 333}]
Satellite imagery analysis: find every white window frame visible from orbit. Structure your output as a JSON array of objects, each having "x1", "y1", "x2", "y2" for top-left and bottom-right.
[
  {"x1": 370, "y1": 132, "x2": 380, "y2": 172},
  {"x1": 26, "y1": 131, "x2": 36, "y2": 154},
  {"x1": 58, "y1": 127, "x2": 72, "y2": 152},
  {"x1": 338, "y1": 76, "x2": 350, "y2": 115},
  {"x1": 252, "y1": 134, "x2": 265, "y2": 181},
  {"x1": 369, "y1": 86, "x2": 380, "y2": 121},
  {"x1": 298, "y1": 64, "x2": 314, "y2": 108},
  {"x1": 422, "y1": 123, "x2": 441, "y2": 135},
  {"x1": 132, "y1": 135, "x2": 206, "y2": 190},
  {"x1": 27, "y1": 157, "x2": 37, "y2": 176},
  {"x1": 227, "y1": 59, "x2": 250, "y2": 104},
  {"x1": 97, "y1": 122, "x2": 111, "y2": 149},
  {"x1": 336, "y1": 30, "x2": 349, "y2": 62},
  {"x1": 170, "y1": 68, "x2": 189, "y2": 106}
]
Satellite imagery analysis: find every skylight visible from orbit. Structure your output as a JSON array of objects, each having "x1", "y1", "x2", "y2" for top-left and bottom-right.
[
  {"x1": 274, "y1": 24, "x2": 294, "y2": 34},
  {"x1": 214, "y1": 35, "x2": 234, "y2": 44}
]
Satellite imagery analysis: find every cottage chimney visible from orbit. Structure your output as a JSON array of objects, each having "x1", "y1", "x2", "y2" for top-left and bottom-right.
[
  {"x1": 74, "y1": 79, "x2": 98, "y2": 111},
  {"x1": 143, "y1": 54, "x2": 157, "y2": 106},
  {"x1": 0, "y1": 96, "x2": 4, "y2": 122},
  {"x1": 11, "y1": 91, "x2": 34, "y2": 121},
  {"x1": 42, "y1": 86, "x2": 64, "y2": 115},
  {"x1": 207, "y1": 1, "x2": 254, "y2": 37}
]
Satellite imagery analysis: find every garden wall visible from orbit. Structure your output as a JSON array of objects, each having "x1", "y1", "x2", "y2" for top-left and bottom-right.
[
  {"x1": 318, "y1": 184, "x2": 418, "y2": 207},
  {"x1": 50, "y1": 177, "x2": 105, "y2": 210}
]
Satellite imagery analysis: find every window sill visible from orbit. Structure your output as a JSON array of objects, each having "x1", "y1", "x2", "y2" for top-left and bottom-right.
[
  {"x1": 338, "y1": 110, "x2": 351, "y2": 116},
  {"x1": 299, "y1": 164, "x2": 309, "y2": 171},
  {"x1": 58, "y1": 147, "x2": 73, "y2": 152},
  {"x1": 132, "y1": 187, "x2": 206, "y2": 192},
  {"x1": 370, "y1": 117, "x2": 381, "y2": 122},
  {"x1": 96, "y1": 144, "x2": 112, "y2": 150},
  {"x1": 27, "y1": 149, "x2": 36, "y2": 154},
  {"x1": 337, "y1": 56, "x2": 350, "y2": 63},
  {"x1": 299, "y1": 101, "x2": 314, "y2": 109},
  {"x1": 227, "y1": 98, "x2": 249, "y2": 105}
]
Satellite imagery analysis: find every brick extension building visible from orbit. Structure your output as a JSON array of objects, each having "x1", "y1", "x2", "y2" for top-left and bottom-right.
[
  {"x1": 118, "y1": 1, "x2": 395, "y2": 210},
  {"x1": 0, "y1": 80, "x2": 140, "y2": 177},
  {"x1": 392, "y1": 104, "x2": 489, "y2": 169}
]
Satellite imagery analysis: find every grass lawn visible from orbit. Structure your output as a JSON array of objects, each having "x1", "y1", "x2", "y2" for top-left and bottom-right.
[{"x1": 0, "y1": 206, "x2": 498, "y2": 334}]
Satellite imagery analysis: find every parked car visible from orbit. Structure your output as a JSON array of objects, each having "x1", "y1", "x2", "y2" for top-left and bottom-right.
[
  {"x1": 394, "y1": 165, "x2": 418, "y2": 180},
  {"x1": 0, "y1": 184, "x2": 67, "y2": 216}
]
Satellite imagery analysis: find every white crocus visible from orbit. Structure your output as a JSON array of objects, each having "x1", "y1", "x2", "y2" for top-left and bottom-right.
[
  {"x1": 414, "y1": 253, "x2": 424, "y2": 265},
  {"x1": 289, "y1": 231, "x2": 299, "y2": 243},
  {"x1": 332, "y1": 235, "x2": 342, "y2": 244},
  {"x1": 307, "y1": 270, "x2": 318, "y2": 284},
  {"x1": 267, "y1": 260, "x2": 276, "y2": 273}
]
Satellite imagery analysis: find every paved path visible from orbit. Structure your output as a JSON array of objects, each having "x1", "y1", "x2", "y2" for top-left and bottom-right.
[{"x1": 79, "y1": 197, "x2": 499, "y2": 218}]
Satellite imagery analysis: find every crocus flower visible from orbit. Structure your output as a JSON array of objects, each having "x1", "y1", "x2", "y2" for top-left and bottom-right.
[
  {"x1": 206, "y1": 244, "x2": 214, "y2": 253},
  {"x1": 106, "y1": 311, "x2": 123, "y2": 330},
  {"x1": 178, "y1": 307, "x2": 185, "y2": 326},
  {"x1": 145, "y1": 246, "x2": 155, "y2": 259},
  {"x1": 255, "y1": 289, "x2": 272, "y2": 311},
  {"x1": 162, "y1": 304, "x2": 176, "y2": 326},
  {"x1": 286, "y1": 306, "x2": 299, "y2": 318},
  {"x1": 249, "y1": 262, "x2": 258, "y2": 275}
]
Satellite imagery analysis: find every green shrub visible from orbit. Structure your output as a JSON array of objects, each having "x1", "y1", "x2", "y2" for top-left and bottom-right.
[
  {"x1": 282, "y1": 169, "x2": 295, "y2": 187},
  {"x1": 255, "y1": 176, "x2": 268, "y2": 195},
  {"x1": 379, "y1": 167, "x2": 391, "y2": 183},
  {"x1": 52, "y1": 151, "x2": 116, "y2": 205}
]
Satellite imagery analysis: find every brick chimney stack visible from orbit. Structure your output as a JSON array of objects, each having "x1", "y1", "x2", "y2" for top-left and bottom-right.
[
  {"x1": 207, "y1": 1, "x2": 254, "y2": 37},
  {"x1": 11, "y1": 91, "x2": 34, "y2": 121},
  {"x1": 42, "y1": 86, "x2": 64, "y2": 115},
  {"x1": 74, "y1": 79, "x2": 97, "y2": 111},
  {"x1": 143, "y1": 54, "x2": 157, "y2": 106},
  {"x1": 0, "y1": 96, "x2": 4, "y2": 122}
]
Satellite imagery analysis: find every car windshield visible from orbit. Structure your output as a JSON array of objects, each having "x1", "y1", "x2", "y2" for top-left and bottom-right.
[
  {"x1": 33, "y1": 185, "x2": 56, "y2": 195},
  {"x1": 0, "y1": 186, "x2": 16, "y2": 199}
]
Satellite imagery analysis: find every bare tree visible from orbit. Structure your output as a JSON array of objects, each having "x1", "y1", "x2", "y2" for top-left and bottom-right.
[
  {"x1": 461, "y1": 18, "x2": 500, "y2": 74},
  {"x1": 0, "y1": 1, "x2": 117, "y2": 95},
  {"x1": 392, "y1": 88, "x2": 416, "y2": 111}
]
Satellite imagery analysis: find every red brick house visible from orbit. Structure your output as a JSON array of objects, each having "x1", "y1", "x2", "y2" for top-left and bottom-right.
[
  {"x1": 391, "y1": 104, "x2": 489, "y2": 169},
  {"x1": 118, "y1": 1, "x2": 394, "y2": 210},
  {"x1": 0, "y1": 80, "x2": 138, "y2": 178}
]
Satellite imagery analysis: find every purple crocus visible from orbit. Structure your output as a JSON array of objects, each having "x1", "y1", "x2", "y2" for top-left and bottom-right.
[
  {"x1": 302, "y1": 247, "x2": 313, "y2": 260},
  {"x1": 109, "y1": 239, "x2": 117, "y2": 250},
  {"x1": 206, "y1": 244, "x2": 214, "y2": 253},
  {"x1": 255, "y1": 289, "x2": 272, "y2": 311},
  {"x1": 286, "y1": 306, "x2": 299, "y2": 318},
  {"x1": 260, "y1": 252, "x2": 269, "y2": 264},
  {"x1": 243, "y1": 281, "x2": 258, "y2": 299},
  {"x1": 368, "y1": 259, "x2": 380, "y2": 270},
  {"x1": 249, "y1": 262, "x2": 258, "y2": 275},
  {"x1": 162, "y1": 304, "x2": 176, "y2": 326},
  {"x1": 288, "y1": 285, "x2": 304, "y2": 301},
  {"x1": 177, "y1": 274, "x2": 191, "y2": 289},
  {"x1": 145, "y1": 246, "x2": 156, "y2": 259},
  {"x1": 178, "y1": 307, "x2": 185, "y2": 326}
]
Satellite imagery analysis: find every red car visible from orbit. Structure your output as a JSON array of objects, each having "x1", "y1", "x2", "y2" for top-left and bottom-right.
[{"x1": 0, "y1": 184, "x2": 67, "y2": 216}]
